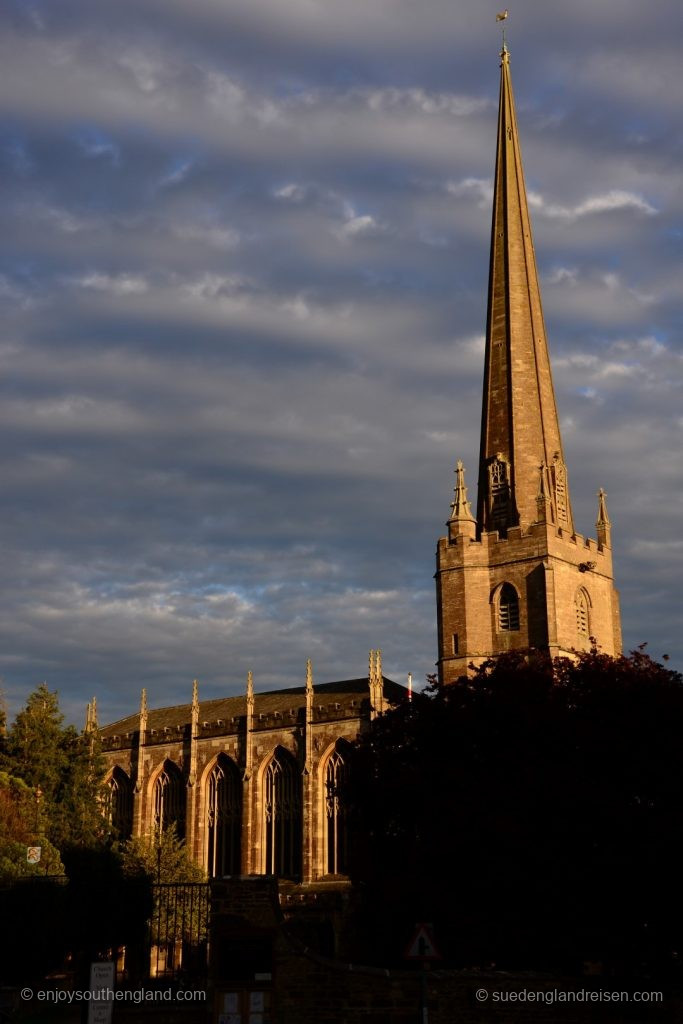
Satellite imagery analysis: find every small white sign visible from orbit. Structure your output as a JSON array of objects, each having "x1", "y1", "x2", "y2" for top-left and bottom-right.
[
  {"x1": 90, "y1": 963, "x2": 115, "y2": 988},
  {"x1": 87, "y1": 962, "x2": 115, "y2": 1024},
  {"x1": 26, "y1": 846, "x2": 41, "y2": 864}
]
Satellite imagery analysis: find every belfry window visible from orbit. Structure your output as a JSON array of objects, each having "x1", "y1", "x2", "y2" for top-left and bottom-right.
[
  {"x1": 551, "y1": 455, "x2": 569, "y2": 526},
  {"x1": 207, "y1": 755, "x2": 242, "y2": 877},
  {"x1": 488, "y1": 455, "x2": 511, "y2": 531},
  {"x1": 264, "y1": 749, "x2": 302, "y2": 880},
  {"x1": 104, "y1": 766, "x2": 133, "y2": 840},
  {"x1": 325, "y1": 743, "x2": 350, "y2": 876},
  {"x1": 499, "y1": 583, "x2": 520, "y2": 631},
  {"x1": 153, "y1": 760, "x2": 185, "y2": 839},
  {"x1": 576, "y1": 589, "x2": 589, "y2": 637}
]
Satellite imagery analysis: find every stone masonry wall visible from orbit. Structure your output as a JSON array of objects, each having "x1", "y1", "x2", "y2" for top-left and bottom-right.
[{"x1": 209, "y1": 878, "x2": 678, "y2": 1024}]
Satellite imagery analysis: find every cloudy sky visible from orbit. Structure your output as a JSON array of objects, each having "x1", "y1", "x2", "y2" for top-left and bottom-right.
[{"x1": 1, "y1": 0, "x2": 681, "y2": 726}]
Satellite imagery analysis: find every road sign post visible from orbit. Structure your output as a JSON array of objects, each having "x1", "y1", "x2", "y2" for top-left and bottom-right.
[{"x1": 404, "y1": 923, "x2": 442, "y2": 1024}]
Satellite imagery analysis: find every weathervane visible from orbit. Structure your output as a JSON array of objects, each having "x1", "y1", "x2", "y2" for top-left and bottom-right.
[{"x1": 496, "y1": 8, "x2": 509, "y2": 50}]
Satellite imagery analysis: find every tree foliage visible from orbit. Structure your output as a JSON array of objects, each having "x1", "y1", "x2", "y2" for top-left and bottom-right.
[
  {"x1": 0, "y1": 683, "x2": 107, "y2": 878},
  {"x1": 349, "y1": 648, "x2": 683, "y2": 973},
  {"x1": 0, "y1": 685, "x2": 153, "y2": 984},
  {"x1": 2, "y1": 684, "x2": 66, "y2": 796},
  {"x1": 120, "y1": 827, "x2": 206, "y2": 946},
  {"x1": 120, "y1": 825, "x2": 206, "y2": 885},
  {"x1": 0, "y1": 771, "x2": 63, "y2": 879}
]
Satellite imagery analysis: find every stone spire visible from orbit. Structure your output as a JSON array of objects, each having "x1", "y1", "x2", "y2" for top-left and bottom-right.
[
  {"x1": 134, "y1": 688, "x2": 148, "y2": 797},
  {"x1": 139, "y1": 688, "x2": 148, "y2": 739},
  {"x1": 304, "y1": 658, "x2": 314, "y2": 774},
  {"x1": 448, "y1": 460, "x2": 477, "y2": 541},
  {"x1": 596, "y1": 488, "x2": 611, "y2": 550},
  {"x1": 84, "y1": 696, "x2": 98, "y2": 733},
  {"x1": 369, "y1": 649, "x2": 384, "y2": 718},
  {"x1": 188, "y1": 679, "x2": 199, "y2": 786},
  {"x1": 477, "y1": 45, "x2": 573, "y2": 536},
  {"x1": 244, "y1": 670, "x2": 254, "y2": 780},
  {"x1": 434, "y1": 44, "x2": 621, "y2": 684}
]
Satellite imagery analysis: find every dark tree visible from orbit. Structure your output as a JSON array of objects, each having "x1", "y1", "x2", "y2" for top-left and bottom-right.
[
  {"x1": 50, "y1": 725, "x2": 107, "y2": 850},
  {"x1": 348, "y1": 648, "x2": 683, "y2": 974},
  {"x1": 0, "y1": 846, "x2": 153, "y2": 986},
  {"x1": 1, "y1": 683, "x2": 107, "y2": 855},
  {"x1": 1, "y1": 684, "x2": 66, "y2": 799},
  {"x1": 120, "y1": 824, "x2": 206, "y2": 885},
  {"x1": 0, "y1": 687, "x2": 145, "y2": 986},
  {"x1": 0, "y1": 771, "x2": 63, "y2": 879}
]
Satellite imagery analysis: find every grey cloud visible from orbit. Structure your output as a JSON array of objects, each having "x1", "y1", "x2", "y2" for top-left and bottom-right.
[{"x1": 1, "y1": 0, "x2": 681, "y2": 725}]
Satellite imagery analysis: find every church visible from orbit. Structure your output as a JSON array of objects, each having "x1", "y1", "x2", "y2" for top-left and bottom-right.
[
  {"x1": 100, "y1": 43, "x2": 621, "y2": 881},
  {"x1": 99, "y1": 654, "x2": 405, "y2": 883}
]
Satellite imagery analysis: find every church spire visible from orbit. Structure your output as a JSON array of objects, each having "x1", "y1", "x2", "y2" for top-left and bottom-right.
[
  {"x1": 434, "y1": 43, "x2": 621, "y2": 684},
  {"x1": 477, "y1": 46, "x2": 573, "y2": 536}
]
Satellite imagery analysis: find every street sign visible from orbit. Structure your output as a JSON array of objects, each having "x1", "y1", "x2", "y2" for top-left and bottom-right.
[{"x1": 404, "y1": 922, "x2": 442, "y2": 961}]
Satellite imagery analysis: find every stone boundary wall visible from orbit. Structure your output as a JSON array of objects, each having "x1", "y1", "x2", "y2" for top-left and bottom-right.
[{"x1": 209, "y1": 878, "x2": 679, "y2": 1024}]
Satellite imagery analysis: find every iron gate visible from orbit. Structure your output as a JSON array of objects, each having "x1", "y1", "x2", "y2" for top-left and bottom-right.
[{"x1": 147, "y1": 882, "x2": 210, "y2": 983}]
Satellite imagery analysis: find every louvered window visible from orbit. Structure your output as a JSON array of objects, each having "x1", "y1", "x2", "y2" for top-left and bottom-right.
[
  {"x1": 576, "y1": 590, "x2": 589, "y2": 636},
  {"x1": 499, "y1": 583, "x2": 520, "y2": 631}
]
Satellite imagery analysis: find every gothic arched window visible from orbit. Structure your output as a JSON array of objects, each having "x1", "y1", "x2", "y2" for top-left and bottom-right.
[
  {"x1": 207, "y1": 755, "x2": 242, "y2": 877},
  {"x1": 552, "y1": 455, "x2": 569, "y2": 526},
  {"x1": 575, "y1": 589, "x2": 590, "y2": 637},
  {"x1": 264, "y1": 748, "x2": 302, "y2": 880},
  {"x1": 153, "y1": 760, "x2": 185, "y2": 839},
  {"x1": 324, "y1": 742, "x2": 351, "y2": 876},
  {"x1": 105, "y1": 767, "x2": 133, "y2": 840},
  {"x1": 488, "y1": 454, "x2": 511, "y2": 531},
  {"x1": 498, "y1": 583, "x2": 520, "y2": 631}
]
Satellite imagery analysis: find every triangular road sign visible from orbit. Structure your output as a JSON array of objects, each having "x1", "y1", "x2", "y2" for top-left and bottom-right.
[{"x1": 404, "y1": 922, "x2": 442, "y2": 960}]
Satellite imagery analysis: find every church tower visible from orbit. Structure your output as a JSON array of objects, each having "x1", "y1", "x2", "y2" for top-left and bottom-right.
[{"x1": 436, "y1": 46, "x2": 622, "y2": 684}]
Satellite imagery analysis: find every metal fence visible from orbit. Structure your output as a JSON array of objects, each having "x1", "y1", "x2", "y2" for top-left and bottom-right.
[{"x1": 147, "y1": 882, "x2": 211, "y2": 984}]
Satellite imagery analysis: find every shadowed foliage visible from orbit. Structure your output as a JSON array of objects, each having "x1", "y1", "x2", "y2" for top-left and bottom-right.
[
  {"x1": 348, "y1": 647, "x2": 683, "y2": 974},
  {"x1": 0, "y1": 846, "x2": 152, "y2": 986},
  {"x1": 0, "y1": 683, "x2": 107, "y2": 862}
]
